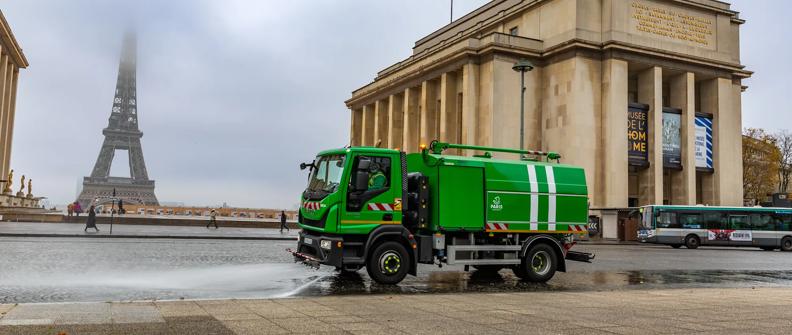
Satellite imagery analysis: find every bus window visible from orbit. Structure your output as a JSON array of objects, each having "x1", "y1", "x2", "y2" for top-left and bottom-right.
[
  {"x1": 749, "y1": 213, "x2": 774, "y2": 231},
  {"x1": 657, "y1": 212, "x2": 678, "y2": 228},
  {"x1": 679, "y1": 214, "x2": 701, "y2": 229},
  {"x1": 729, "y1": 215, "x2": 750, "y2": 230},
  {"x1": 781, "y1": 214, "x2": 792, "y2": 232},
  {"x1": 702, "y1": 212, "x2": 725, "y2": 230}
]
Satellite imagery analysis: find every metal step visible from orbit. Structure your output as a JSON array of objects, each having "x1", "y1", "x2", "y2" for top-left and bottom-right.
[{"x1": 446, "y1": 245, "x2": 522, "y2": 265}]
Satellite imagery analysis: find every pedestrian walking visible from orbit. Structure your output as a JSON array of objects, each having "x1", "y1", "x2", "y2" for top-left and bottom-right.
[
  {"x1": 67, "y1": 203, "x2": 74, "y2": 217},
  {"x1": 207, "y1": 209, "x2": 218, "y2": 229},
  {"x1": 84, "y1": 205, "x2": 99, "y2": 232},
  {"x1": 280, "y1": 210, "x2": 289, "y2": 233},
  {"x1": 74, "y1": 202, "x2": 83, "y2": 217}
]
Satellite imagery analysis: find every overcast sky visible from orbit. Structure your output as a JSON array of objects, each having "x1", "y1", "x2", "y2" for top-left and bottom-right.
[{"x1": 2, "y1": 0, "x2": 789, "y2": 209}]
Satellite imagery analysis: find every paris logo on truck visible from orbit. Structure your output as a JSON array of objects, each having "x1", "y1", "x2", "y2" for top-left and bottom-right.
[{"x1": 490, "y1": 196, "x2": 503, "y2": 211}]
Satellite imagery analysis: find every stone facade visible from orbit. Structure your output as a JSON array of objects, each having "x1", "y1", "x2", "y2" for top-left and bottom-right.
[
  {"x1": 346, "y1": 0, "x2": 750, "y2": 237},
  {"x1": 0, "y1": 10, "x2": 28, "y2": 193}
]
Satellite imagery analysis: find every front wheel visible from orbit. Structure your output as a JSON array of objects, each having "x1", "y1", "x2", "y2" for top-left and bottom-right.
[
  {"x1": 513, "y1": 243, "x2": 557, "y2": 282},
  {"x1": 366, "y1": 241, "x2": 410, "y2": 285},
  {"x1": 781, "y1": 237, "x2": 792, "y2": 252}
]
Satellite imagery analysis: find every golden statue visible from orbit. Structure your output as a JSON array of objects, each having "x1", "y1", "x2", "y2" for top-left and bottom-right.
[{"x1": 3, "y1": 169, "x2": 12, "y2": 194}]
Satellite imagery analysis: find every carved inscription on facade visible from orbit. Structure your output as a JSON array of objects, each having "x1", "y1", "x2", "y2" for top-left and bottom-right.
[{"x1": 630, "y1": 1, "x2": 715, "y2": 48}]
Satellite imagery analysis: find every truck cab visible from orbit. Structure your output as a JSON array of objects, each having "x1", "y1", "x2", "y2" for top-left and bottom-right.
[{"x1": 296, "y1": 147, "x2": 415, "y2": 283}]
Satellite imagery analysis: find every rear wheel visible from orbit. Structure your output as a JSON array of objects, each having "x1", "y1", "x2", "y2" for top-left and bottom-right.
[
  {"x1": 513, "y1": 243, "x2": 557, "y2": 283},
  {"x1": 685, "y1": 235, "x2": 700, "y2": 249},
  {"x1": 366, "y1": 241, "x2": 409, "y2": 285},
  {"x1": 781, "y1": 237, "x2": 792, "y2": 252}
]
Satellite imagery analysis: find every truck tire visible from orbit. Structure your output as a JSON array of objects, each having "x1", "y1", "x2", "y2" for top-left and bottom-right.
[
  {"x1": 684, "y1": 235, "x2": 700, "y2": 249},
  {"x1": 513, "y1": 243, "x2": 557, "y2": 283},
  {"x1": 782, "y1": 237, "x2": 792, "y2": 252},
  {"x1": 366, "y1": 241, "x2": 410, "y2": 285}
]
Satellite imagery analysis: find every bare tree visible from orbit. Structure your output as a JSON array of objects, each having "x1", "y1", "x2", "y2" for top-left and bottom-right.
[{"x1": 775, "y1": 130, "x2": 792, "y2": 193}]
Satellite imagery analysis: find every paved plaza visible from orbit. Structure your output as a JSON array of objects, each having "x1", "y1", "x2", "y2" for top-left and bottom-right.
[
  {"x1": 0, "y1": 222, "x2": 298, "y2": 240},
  {"x1": 1, "y1": 287, "x2": 792, "y2": 334}
]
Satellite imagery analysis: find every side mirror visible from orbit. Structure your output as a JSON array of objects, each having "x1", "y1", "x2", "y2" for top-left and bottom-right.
[
  {"x1": 300, "y1": 163, "x2": 308, "y2": 170},
  {"x1": 354, "y1": 171, "x2": 368, "y2": 191}
]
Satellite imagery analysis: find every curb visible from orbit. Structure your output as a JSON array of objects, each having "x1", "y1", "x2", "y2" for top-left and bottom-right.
[{"x1": 0, "y1": 233, "x2": 298, "y2": 241}]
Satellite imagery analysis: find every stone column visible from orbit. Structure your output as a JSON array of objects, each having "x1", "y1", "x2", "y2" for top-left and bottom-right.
[
  {"x1": 461, "y1": 62, "x2": 479, "y2": 150},
  {"x1": 707, "y1": 77, "x2": 742, "y2": 206},
  {"x1": 600, "y1": 58, "x2": 629, "y2": 208},
  {"x1": 402, "y1": 86, "x2": 421, "y2": 152},
  {"x1": 439, "y1": 71, "x2": 458, "y2": 144},
  {"x1": 0, "y1": 54, "x2": 8, "y2": 177},
  {"x1": 373, "y1": 99, "x2": 389, "y2": 148},
  {"x1": 350, "y1": 108, "x2": 363, "y2": 146},
  {"x1": 3, "y1": 69, "x2": 18, "y2": 179},
  {"x1": 361, "y1": 103, "x2": 375, "y2": 146},
  {"x1": 637, "y1": 66, "x2": 663, "y2": 205},
  {"x1": 420, "y1": 80, "x2": 438, "y2": 146},
  {"x1": 387, "y1": 93, "x2": 404, "y2": 149},
  {"x1": 669, "y1": 72, "x2": 697, "y2": 205}
]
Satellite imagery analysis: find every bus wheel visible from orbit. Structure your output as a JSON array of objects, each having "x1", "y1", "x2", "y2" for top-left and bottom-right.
[
  {"x1": 782, "y1": 237, "x2": 792, "y2": 252},
  {"x1": 513, "y1": 243, "x2": 557, "y2": 282},
  {"x1": 366, "y1": 241, "x2": 409, "y2": 285},
  {"x1": 670, "y1": 244, "x2": 682, "y2": 249},
  {"x1": 684, "y1": 235, "x2": 700, "y2": 249}
]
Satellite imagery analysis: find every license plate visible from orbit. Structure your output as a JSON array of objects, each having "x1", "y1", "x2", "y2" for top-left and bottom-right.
[{"x1": 303, "y1": 237, "x2": 313, "y2": 245}]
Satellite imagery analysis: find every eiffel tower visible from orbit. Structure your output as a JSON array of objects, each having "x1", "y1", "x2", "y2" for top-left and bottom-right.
[{"x1": 76, "y1": 33, "x2": 158, "y2": 208}]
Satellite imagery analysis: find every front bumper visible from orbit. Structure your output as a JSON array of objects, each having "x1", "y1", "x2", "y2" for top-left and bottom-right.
[{"x1": 295, "y1": 231, "x2": 343, "y2": 268}]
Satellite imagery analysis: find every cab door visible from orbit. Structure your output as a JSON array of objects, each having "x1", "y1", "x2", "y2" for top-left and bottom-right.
[{"x1": 339, "y1": 152, "x2": 402, "y2": 234}]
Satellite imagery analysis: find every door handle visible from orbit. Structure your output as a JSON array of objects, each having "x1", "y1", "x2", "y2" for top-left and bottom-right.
[{"x1": 383, "y1": 213, "x2": 393, "y2": 221}]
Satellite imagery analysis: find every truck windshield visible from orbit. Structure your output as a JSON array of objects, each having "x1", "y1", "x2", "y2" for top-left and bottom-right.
[{"x1": 307, "y1": 154, "x2": 346, "y2": 193}]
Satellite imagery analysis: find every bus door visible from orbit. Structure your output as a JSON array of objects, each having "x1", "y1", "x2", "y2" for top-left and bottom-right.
[{"x1": 727, "y1": 214, "x2": 752, "y2": 247}]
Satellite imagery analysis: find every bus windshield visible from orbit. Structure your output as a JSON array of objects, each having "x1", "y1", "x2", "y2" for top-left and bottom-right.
[{"x1": 641, "y1": 206, "x2": 653, "y2": 229}]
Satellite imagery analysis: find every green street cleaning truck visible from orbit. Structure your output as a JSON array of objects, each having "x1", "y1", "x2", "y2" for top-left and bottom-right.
[{"x1": 290, "y1": 141, "x2": 594, "y2": 284}]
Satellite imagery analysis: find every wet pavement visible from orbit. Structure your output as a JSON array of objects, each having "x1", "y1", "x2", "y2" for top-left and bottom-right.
[
  {"x1": 0, "y1": 222, "x2": 298, "y2": 240},
  {"x1": 1, "y1": 237, "x2": 791, "y2": 304}
]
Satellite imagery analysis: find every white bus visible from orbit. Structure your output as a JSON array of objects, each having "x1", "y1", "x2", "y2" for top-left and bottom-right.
[{"x1": 637, "y1": 205, "x2": 792, "y2": 251}]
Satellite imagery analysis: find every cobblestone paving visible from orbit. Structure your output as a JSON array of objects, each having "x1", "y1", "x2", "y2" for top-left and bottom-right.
[{"x1": 2, "y1": 287, "x2": 792, "y2": 334}]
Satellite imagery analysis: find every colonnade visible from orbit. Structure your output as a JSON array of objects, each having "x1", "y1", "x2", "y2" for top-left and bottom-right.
[{"x1": 0, "y1": 43, "x2": 20, "y2": 179}]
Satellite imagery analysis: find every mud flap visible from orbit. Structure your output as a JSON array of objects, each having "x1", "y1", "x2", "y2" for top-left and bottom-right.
[{"x1": 565, "y1": 250, "x2": 595, "y2": 263}]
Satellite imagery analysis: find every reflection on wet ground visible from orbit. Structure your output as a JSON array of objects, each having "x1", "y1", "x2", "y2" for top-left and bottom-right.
[
  {"x1": 2, "y1": 237, "x2": 792, "y2": 303},
  {"x1": 296, "y1": 268, "x2": 792, "y2": 297}
]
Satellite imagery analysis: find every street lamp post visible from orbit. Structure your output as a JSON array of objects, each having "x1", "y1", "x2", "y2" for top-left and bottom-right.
[{"x1": 512, "y1": 59, "x2": 534, "y2": 157}]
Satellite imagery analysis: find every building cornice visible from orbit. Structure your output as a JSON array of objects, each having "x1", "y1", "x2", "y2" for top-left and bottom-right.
[
  {"x1": 347, "y1": 33, "x2": 751, "y2": 109},
  {"x1": 0, "y1": 10, "x2": 29, "y2": 69}
]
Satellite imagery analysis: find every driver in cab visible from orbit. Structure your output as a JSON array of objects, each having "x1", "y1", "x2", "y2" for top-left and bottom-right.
[{"x1": 367, "y1": 162, "x2": 387, "y2": 190}]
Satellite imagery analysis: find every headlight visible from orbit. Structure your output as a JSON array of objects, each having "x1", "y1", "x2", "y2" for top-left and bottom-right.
[{"x1": 320, "y1": 240, "x2": 332, "y2": 250}]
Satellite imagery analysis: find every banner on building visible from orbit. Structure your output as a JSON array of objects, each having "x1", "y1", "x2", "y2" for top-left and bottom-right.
[
  {"x1": 627, "y1": 105, "x2": 648, "y2": 166},
  {"x1": 695, "y1": 116, "x2": 713, "y2": 169},
  {"x1": 662, "y1": 111, "x2": 682, "y2": 168}
]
